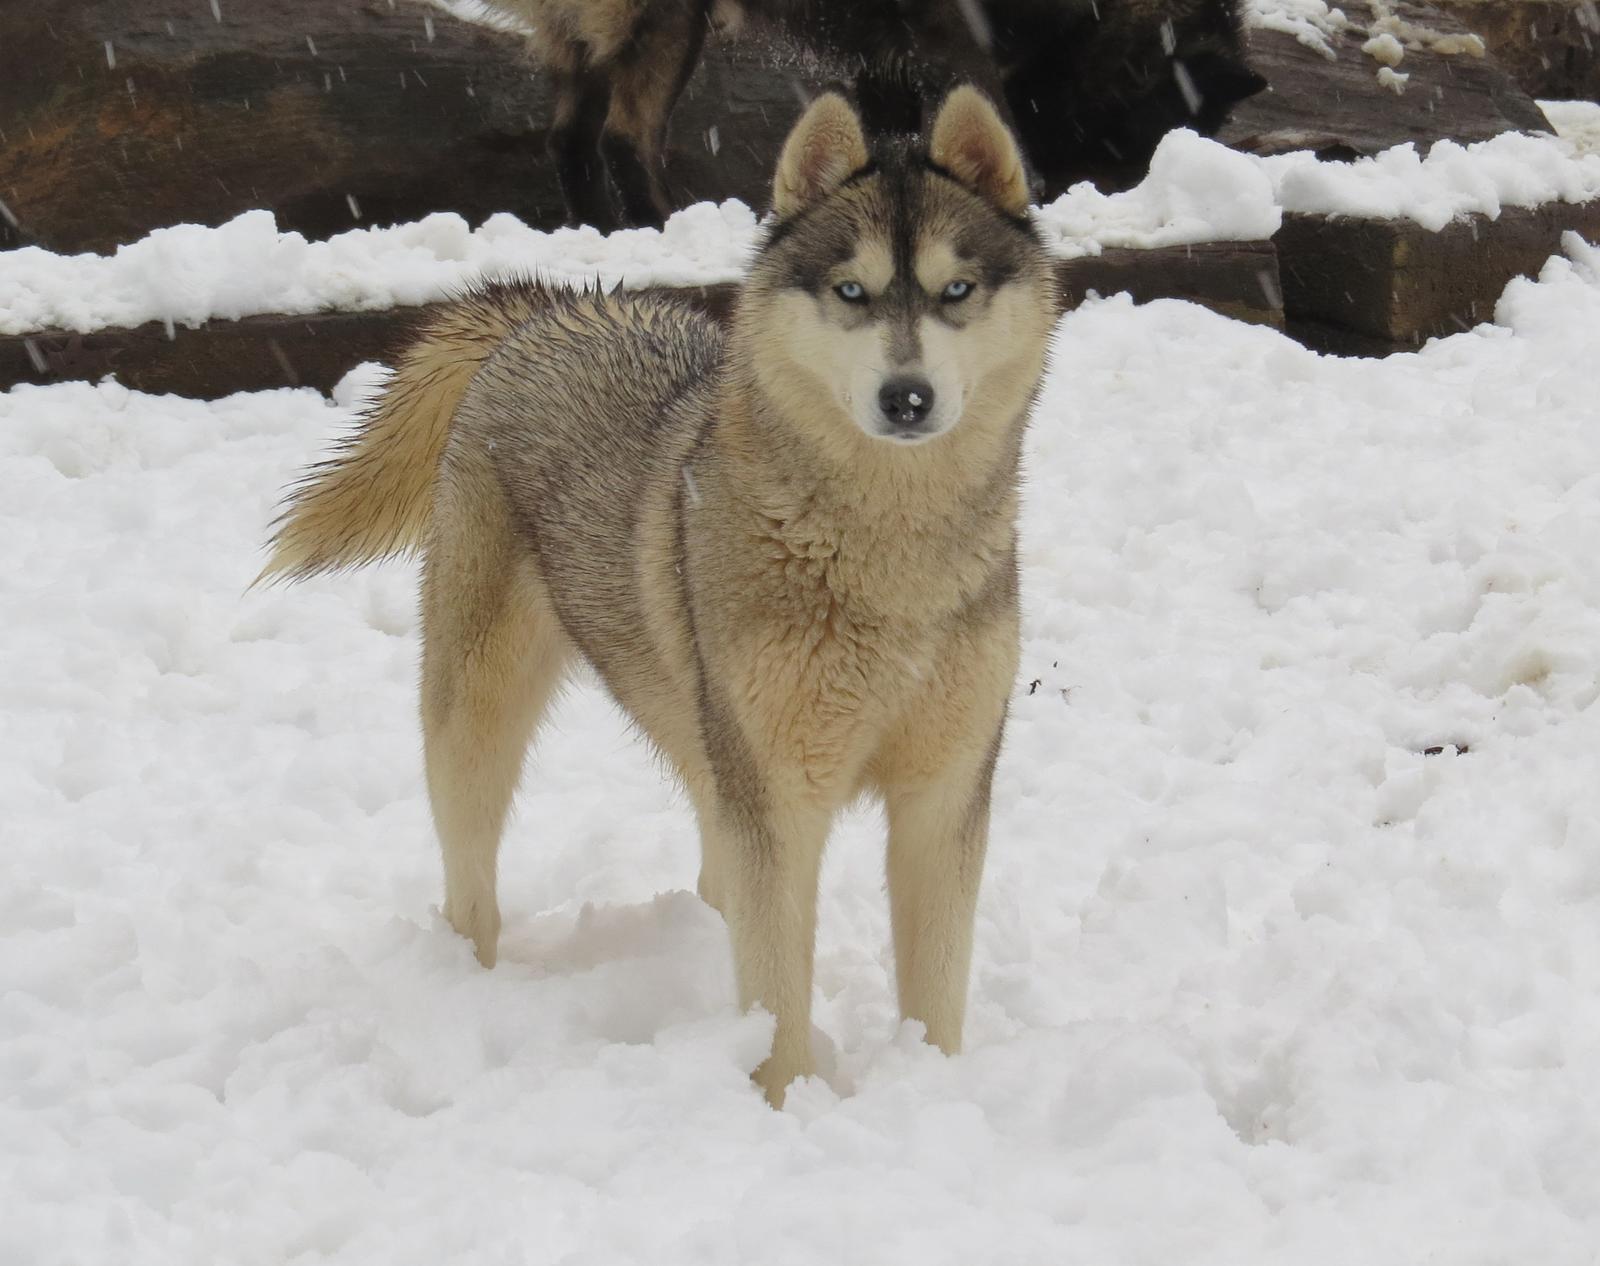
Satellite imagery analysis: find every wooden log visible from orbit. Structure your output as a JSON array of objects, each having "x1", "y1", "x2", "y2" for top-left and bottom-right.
[
  {"x1": 1430, "y1": 0, "x2": 1600, "y2": 101},
  {"x1": 2, "y1": 0, "x2": 544, "y2": 252},
  {"x1": 0, "y1": 0, "x2": 810, "y2": 254},
  {"x1": 1059, "y1": 242, "x2": 1284, "y2": 327},
  {"x1": 1219, "y1": 0, "x2": 1553, "y2": 159},
  {"x1": 0, "y1": 286, "x2": 732, "y2": 399},
  {"x1": 0, "y1": 243, "x2": 1281, "y2": 399},
  {"x1": 1, "y1": 0, "x2": 1559, "y2": 256},
  {"x1": 1277, "y1": 199, "x2": 1600, "y2": 353}
]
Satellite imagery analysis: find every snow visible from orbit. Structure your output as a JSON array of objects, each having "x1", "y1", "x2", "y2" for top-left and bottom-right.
[
  {"x1": 7, "y1": 224, "x2": 1600, "y2": 1262},
  {"x1": 0, "y1": 202, "x2": 762, "y2": 337},
  {"x1": 1246, "y1": 0, "x2": 1488, "y2": 59},
  {"x1": 1376, "y1": 66, "x2": 1410, "y2": 94},
  {"x1": 1362, "y1": 0, "x2": 1487, "y2": 58},
  {"x1": 427, "y1": 0, "x2": 530, "y2": 35},
  {"x1": 1362, "y1": 31, "x2": 1405, "y2": 66},
  {"x1": 1259, "y1": 131, "x2": 1600, "y2": 232},
  {"x1": 5, "y1": 124, "x2": 1598, "y2": 335},
  {"x1": 0, "y1": 163, "x2": 1259, "y2": 336},
  {"x1": 1542, "y1": 98, "x2": 1600, "y2": 159},
  {"x1": 1033, "y1": 130, "x2": 1281, "y2": 259},
  {"x1": 1246, "y1": 0, "x2": 1351, "y2": 58}
]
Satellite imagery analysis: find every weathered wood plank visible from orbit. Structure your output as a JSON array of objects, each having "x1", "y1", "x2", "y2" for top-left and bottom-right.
[
  {"x1": 0, "y1": 287, "x2": 731, "y2": 400},
  {"x1": 1431, "y1": 0, "x2": 1600, "y2": 101},
  {"x1": 1277, "y1": 199, "x2": 1600, "y2": 352},
  {"x1": 1059, "y1": 242, "x2": 1284, "y2": 326},
  {"x1": 1, "y1": 0, "x2": 543, "y2": 251},
  {"x1": 0, "y1": 244, "x2": 1282, "y2": 398}
]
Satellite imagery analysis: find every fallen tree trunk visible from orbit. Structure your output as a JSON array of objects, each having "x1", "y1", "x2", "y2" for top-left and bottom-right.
[
  {"x1": 1219, "y1": 0, "x2": 1552, "y2": 160},
  {"x1": 1431, "y1": 0, "x2": 1600, "y2": 102},
  {"x1": 0, "y1": 0, "x2": 809, "y2": 254},
  {"x1": 0, "y1": 0, "x2": 1558, "y2": 254}
]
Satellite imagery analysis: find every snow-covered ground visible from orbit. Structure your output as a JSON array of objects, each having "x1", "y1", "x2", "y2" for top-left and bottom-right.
[{"x1": 6, "y1": 207, "x2": 1600, "y2": 1260}]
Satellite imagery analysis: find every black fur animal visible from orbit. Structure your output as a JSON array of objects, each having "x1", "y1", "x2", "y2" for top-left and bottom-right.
[
  {"x1": 488, "y1": 0, "x2": 1265, "y2": 227},
  {"x1": 993, "y1": 0, "x2": 1268, "y2": 192}
]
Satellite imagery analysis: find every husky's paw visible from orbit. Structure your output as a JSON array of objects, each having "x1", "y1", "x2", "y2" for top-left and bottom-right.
[
  {"x1": 443, "y1": 898, "x2": 500, "y2": 969},
  {"x1": 752, "y1": 1033, "x2": 830, "y2": 1109},
  {"x1": 752, "y1": 1057, "x2": 809, "y2": 1109}
]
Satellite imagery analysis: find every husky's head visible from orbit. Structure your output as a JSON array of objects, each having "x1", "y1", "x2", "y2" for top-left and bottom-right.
[{"x1": 741, "y1": 88, "x2": 1056, "y2": 454}]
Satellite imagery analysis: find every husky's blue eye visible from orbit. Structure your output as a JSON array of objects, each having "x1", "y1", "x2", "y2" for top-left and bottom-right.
[
  {"x1": 942, "y1": 280, "x2": 974, "y2": 302},
  {"x1": 834, "y1": 281, "x2": 867, "y2": 303}
]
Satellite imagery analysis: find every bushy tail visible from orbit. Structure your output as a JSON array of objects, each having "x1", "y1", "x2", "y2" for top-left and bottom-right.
[{"x1": 257, "y1": 282, "x2": 547, "y2": 585}]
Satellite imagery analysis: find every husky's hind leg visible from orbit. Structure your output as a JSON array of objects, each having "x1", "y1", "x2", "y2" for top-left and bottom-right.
[
  {"x1": 421, "y1": 470, "x2": 570, "y2": 968},
  {"x1": 679, "y1": 770, "x2": 730, "y2": 916}
]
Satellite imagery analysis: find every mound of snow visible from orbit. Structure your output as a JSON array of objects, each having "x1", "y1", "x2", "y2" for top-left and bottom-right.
[
  {"x1": 1034, "y1": 130, "x2": 1281, "y2": 257},
  {"x1": 1246, "y1": 0, "x2": 1352, "y2": 57},
  {"x1": 1262, "y1": 131, "x2": 1600, "y2": 230},
  {"x1": 6, "y1": 235, "x2": 1600, "y2": 1264},
  {"x1": 0, "y1": 201, "x2": 762, "y2": 337},
  {"x1": 1541, "y1": 98, "x2": 1600, "y2": 158}
]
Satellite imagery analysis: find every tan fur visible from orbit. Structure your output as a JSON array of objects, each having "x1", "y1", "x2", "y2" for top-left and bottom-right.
[
  {"x1": 929, "y1": 84, "x2": 1031, "y2": 215},
  {"x1": 710, "y1": 0, "x2": 747, "y2": 35},
  {"x1": 257, "y1": 286, "x2": 554, "y2": 584},
  {"x1": 263, "y1": 93, "x2": 1057, "y2": 1107},
  {"x1": 772, "y1": 92, "x2": 871, "y2": 218},
  {"x1": 499, "y1": 0, "x2": 649, "y2": 66},
  {"x1": 489, "y1": 0, "x2": 713, "y2": 227}
]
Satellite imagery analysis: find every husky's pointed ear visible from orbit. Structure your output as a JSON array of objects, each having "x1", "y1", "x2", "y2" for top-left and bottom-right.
[
  {"x1": 929, "y1": 86, "x2": 1029, "y2": 216},
  {"x1": 773, "y1": 93, "x2": 869, "y2": 218}
]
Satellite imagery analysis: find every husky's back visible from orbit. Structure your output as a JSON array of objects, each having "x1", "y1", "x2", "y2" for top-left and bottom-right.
[{"x1": 447, "y1": 287, "x2": 723, "y2": 698}]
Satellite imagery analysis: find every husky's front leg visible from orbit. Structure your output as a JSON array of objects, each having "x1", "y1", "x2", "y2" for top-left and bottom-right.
[
  {"x1": 882, "y1": 726, "x2": 1004, "y2": 1056},
  {"x1": 709, "y1": 793, "x2": 829, "y2": 1107}
]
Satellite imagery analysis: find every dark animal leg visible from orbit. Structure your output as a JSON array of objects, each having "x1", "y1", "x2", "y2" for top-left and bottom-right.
[
  {"x1": 598, "y1": 133, "x2": 663, "y2": 229},
  {"x1": 603, "y1": 1, "x2": 711, "y2": 228},
  {"x1": 548, "y1": 67, "x2": 618, "y2": 231}
]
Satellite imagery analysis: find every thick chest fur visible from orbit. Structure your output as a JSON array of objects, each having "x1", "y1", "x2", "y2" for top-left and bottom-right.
[
  {"x1": 722, "y1": 591, "x2": 937, "y2": 795},
  {"x1": 691, "y1": 503, "x2": 1015, "y2": 797}
]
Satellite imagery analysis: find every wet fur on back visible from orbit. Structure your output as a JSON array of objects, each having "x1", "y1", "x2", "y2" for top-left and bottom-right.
[{"x1": 262, "y1": 89, "x2": 1058, "y2": 1106}]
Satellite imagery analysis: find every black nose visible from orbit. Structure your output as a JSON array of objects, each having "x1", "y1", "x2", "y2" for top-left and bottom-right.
[{"x1": 878, "y1": 376, "x2": 936, "y2": 430}]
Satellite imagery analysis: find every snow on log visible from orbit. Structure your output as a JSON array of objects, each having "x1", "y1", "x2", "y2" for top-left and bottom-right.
[
  {"x1": 1221, "y1": 0, "x2": 1552, "y2": 161},
  {"x1": 0, "y1": 246, "x2": 1284, "y2": 399}
]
